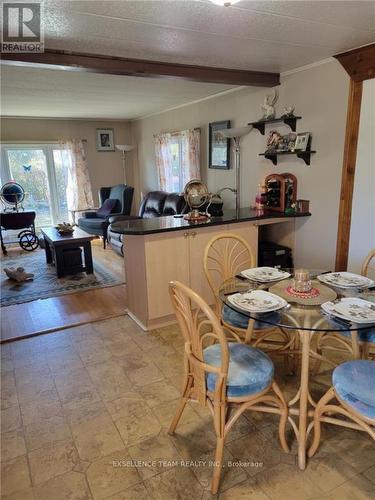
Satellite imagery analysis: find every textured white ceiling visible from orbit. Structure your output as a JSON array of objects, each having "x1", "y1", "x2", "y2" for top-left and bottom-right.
[
  {"x1": 0, "y1": 66, "x2": 235, "y2": 119},
  {"x1": 41, "y1": 0, "x2": 375, "y2": 72},
  {"x1": 1, "y1": 0, "x2": 374, "y2": 119}
]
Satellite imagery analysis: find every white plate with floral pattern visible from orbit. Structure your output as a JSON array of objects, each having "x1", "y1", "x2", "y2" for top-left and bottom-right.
[
  {"x1": 322, "y1": 298, "x2": 375, "y2": 324},
  {"x1": 228, "y1": 290, "x2": 288, "y2": 313},
  {"x1": 241, "y1": 267, "x2": 291, "y2": 283},
  {"x1": 317, "y1": 272, "x2": 374, "y2": 289}
]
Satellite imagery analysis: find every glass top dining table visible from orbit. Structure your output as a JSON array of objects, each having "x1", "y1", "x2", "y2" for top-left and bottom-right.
[
  {"x1": 219, "y1": 270, "x2": 375, "y2": 333},
  {"x1": 218, "y1": 269, "x2": 375, "y2": 471}
]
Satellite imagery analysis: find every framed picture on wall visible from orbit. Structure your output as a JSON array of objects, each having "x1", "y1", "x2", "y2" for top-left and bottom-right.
[
  {"x1": 96, "y1": 128, "x2": 115, "y2": 151},
  {"x1": 209, "y1": 120, "x2": 231, "y2": 169}
]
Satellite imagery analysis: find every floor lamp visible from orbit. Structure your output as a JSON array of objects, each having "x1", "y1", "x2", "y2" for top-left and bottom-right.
[
  {"x1": 115, "y1": 144, "x2": 136, "y2": 185},
  {"x1": 219, "y1": 126, "x2": 252, "y2": 214}
]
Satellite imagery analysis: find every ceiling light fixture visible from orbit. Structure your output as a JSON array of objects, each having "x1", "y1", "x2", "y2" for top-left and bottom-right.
[{"x1": 209, "y1": 0, "x2": 241, "y2": 6}]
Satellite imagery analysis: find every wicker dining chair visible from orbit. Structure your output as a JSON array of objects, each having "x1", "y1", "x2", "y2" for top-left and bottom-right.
[
  {"x1": 361, "y1": 248, "x2": 375, "y2": 279},
  {"x1": 168, "y1": 280, "x2": 289, "y2": 494},
  {"x1": 309, "y1": 360, "x2": 375, "y2": 458},
  {"x1": 315, "y1": 248, "x2": 375, "y2": 364},
  {"x1": 203, "y1": 233, "x2": 294, "y2": 353}
]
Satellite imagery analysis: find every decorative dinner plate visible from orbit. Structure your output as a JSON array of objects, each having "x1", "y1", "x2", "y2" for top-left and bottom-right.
[
  {"x1": 317, "y1": 272, "x2": 374, "y2": 289},
  {"x1": 322, "y1": 298, "x2": 375, "y2": 324},
  {"x1": 228, "y1": 290, "x2": 288, "y2": 313},
  {"x1": 241, "y1": 267, "x2": 291, "y2": 283}
]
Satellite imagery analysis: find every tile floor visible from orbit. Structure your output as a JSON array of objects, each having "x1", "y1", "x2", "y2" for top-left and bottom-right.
[{"x1": 1, "y1": 316, "x2": 374, "y2": 499}]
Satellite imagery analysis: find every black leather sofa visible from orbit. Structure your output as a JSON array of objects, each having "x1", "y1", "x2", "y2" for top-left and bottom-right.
[
  {"x1": 108, "y1": 190, "x2": 187, "y2": 255},
  {"x1": 77, "y1": 184, "x2": 134, "y2": 248}
]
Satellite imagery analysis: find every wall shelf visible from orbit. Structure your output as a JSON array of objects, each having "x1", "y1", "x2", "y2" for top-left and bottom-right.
[
  {"x1": 249, "y1": 116, "x2": 301, "y2": 135},
  {"x1": 259, "y1": 150, "x2": 316, "y2": 166}
]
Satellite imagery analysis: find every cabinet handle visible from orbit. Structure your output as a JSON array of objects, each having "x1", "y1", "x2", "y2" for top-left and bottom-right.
[
  {"x1": 183, "y1": 232, "x2": 189, "y2": 239},
  {"x1": 191, "y1": 231, "x2": 197, "y2": 238}
]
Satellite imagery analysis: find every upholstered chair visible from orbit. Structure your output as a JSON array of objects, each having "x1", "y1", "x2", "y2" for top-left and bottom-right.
[
  {"x1": 203, "y1": 233, "x2": 294, "y2": 354},
  {"x1": 78, "y1": 184, "x2": 134, "y2": 248},
  {"x1": 309, "y1": 360, "x2": 375, "y2": 457},
  {"x1": 168, "y1": 280, "x2": 289, "y2": 495}
]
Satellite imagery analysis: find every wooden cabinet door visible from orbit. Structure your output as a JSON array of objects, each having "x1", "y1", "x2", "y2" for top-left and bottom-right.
[
  {"x1": 226, "y1": 222, "x2": 259, "y2": 264},
  {"x1": 188, "y1": 225, "x2": 227, "y2": 306},
  {"x1": 145, "y1": 231, "x2": 190, "y2": 320}
]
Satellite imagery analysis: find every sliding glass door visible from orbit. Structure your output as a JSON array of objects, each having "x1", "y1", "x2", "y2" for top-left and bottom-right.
[{"x1": 0, "y1": 144, "x2": 69, "y2": 227}]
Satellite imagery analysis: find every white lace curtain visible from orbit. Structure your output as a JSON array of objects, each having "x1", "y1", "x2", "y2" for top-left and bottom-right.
[
  {"x1": 154, "y1": 128, "x2": 200, "y2": 192},
  {"x1": 59, "y1": 139, "x2": 94, "y2": 216}
]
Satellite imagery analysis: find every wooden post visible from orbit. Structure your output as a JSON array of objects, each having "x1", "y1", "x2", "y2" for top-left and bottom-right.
[
  {"x1": 334, "y1": 43, "x2": 374, "y2": 271},
  {"x1": 334, "y1": 79, "x2": 363, "y2": 271}
]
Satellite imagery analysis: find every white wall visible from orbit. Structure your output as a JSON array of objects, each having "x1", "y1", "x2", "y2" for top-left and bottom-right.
[
  {"x1": 0, "y1": 118, "x2": 132, "y2": 206},
  {"x1": 348, "y1": 79, "x2": 375, "y2": 274},
  {"x1": 130, "y1": 60, "x2": 350, "y2": 269}
]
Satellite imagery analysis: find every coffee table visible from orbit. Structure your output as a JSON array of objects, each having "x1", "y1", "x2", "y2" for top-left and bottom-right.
[{"x1": 41, "y1": 227, "x2": 94, "y2": 278}]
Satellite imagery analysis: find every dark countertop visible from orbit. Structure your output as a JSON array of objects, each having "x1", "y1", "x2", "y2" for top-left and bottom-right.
[{"x1": 110, "y1": 209, "x2": 311, "y2": 236}]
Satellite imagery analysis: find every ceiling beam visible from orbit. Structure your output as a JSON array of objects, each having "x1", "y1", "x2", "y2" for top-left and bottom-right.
[
  {"x1": 0, "y1": 49, "x2": 280, "y2": 87},
  {"x1": 334, "y1": 43, "x2": 375, "y2": 82}
]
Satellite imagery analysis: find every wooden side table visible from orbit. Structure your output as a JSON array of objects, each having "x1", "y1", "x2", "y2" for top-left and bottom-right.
[{"x1": 41, "y1": 227, "x2": 94, "y2": 278}]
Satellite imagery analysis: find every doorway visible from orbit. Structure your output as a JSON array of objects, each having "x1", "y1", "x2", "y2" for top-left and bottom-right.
[{"x1": 1, "y1": 144, "x2": 69, "y2": 227}]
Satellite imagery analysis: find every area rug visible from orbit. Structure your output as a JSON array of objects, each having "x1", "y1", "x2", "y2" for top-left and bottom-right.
[{"x1": 1, "y1": 249, "x2": 124, "y2": 307}]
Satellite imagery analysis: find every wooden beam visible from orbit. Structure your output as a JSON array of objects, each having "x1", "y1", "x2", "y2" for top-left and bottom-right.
[
  {"x1": 335, "y1": 43, "x2": 375, "y2": 82},
  {"x1": 335, "y1": 79, "x2": 363, "y2": 271},
  {"x1": 0, "y1": 49, "x2": 280, "y2": 87}
]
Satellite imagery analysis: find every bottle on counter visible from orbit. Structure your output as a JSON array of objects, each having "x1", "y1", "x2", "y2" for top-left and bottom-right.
[
  {"x1": 261, "y1": 185, "x2": 267, "y2": 207},
  {"x1": 255, "y1": 184, "x2": 267, "y2": 211}
]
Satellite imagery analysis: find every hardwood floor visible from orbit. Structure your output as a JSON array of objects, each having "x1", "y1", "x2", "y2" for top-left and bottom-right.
[
  {"x1": 1, "y1": 240, "x2": 127, "y2": 343},
  {"x1": 1, "y1": 284, "x2": 127, "y2": 343}
]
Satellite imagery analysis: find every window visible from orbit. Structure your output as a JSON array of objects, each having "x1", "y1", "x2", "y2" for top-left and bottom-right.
[
  {"x1": 155, "y1": 128, "x2": 200, "y2": 193},
  {"x1": 0, "y1": 144, "x2": 69, "y2": 227},
  {"x1": 170, "y1": 135, "x2": 184, "y2": 193}
]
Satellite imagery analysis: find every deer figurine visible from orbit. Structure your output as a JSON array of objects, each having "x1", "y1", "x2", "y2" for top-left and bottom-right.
[{"x1": 261, "y1": 88, "x2": 279, "y2": 120}]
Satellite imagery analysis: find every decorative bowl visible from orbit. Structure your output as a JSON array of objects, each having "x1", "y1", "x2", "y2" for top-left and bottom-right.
[{"x1": 56, "y1": 223, "x2": 75, "y2": 235}]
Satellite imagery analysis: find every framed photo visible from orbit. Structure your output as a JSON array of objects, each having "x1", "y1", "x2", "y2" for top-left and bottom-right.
[
  {"x1": 209, "y1": 120, "x2": 231, "y2": 169},
  {"x1": 275, "y1": 132, "x2": 297, "y2": 152},
  {"x1": 266, "y1": 130, "x2": 282, "y2": 152},
  {"x1": 294, "y1": 132, "x2": 310, "y2": 152},
  {"x1": 96, "y1": 128, "x2": 115, "y2": 151}
]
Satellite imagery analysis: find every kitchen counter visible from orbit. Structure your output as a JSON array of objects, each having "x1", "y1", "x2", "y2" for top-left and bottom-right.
[
  {"x1": 118, "y1": 209, "x2": 311, "y2": 331},
  {"x1": 110, "y1": 208, "x2": 311, "y2": 235}
]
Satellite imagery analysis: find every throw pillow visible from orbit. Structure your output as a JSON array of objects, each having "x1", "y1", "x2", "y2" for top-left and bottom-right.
[{"x1": 97, "y1": 198, "x2": 118, "y2": 217}]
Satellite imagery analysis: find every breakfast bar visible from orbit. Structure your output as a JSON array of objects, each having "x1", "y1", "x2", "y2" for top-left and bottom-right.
[{"x1": 111, "y1": 209, "x2": 311, "y2": 330}]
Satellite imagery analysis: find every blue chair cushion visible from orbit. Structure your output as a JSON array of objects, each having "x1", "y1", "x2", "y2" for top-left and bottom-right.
[
  {"x1": 222, "y1": 304, "x2": 280, "y2": 331},
  {"x1": 340, "y1": 328, "x2": 375, "y2": 343},
  {"x1": 333, "y1": 360, "x2": 375, "y2": 420},
  {"x1": 203, "y1": 342, "x2": 274, "y2": 398},
  {"x1": 323, "y1": 316, "x2": 375, "y2": 343},
  {"x1": 78, "y1": 217, "x2": 107, "y2": 230}
]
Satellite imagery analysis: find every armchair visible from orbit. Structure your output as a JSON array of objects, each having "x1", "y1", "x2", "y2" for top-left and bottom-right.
[
  {"x1": 107, "y1": 190, "x2": 187, "y2": 255},
  {"x1": 77, "y1": 184, "x2": 134, "y2": 248}
]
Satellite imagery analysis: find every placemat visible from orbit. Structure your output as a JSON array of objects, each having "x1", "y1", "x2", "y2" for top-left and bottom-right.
[{"x1": 269, "y1": 279, "x2": 337, "y2": 305}]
